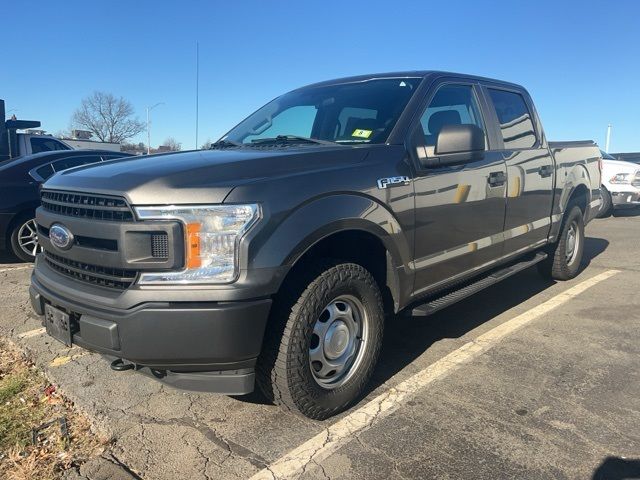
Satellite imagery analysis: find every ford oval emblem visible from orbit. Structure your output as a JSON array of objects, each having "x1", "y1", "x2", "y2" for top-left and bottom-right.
[{"x1": 49, "y1": 224, "x2": 74, "y2": 250}]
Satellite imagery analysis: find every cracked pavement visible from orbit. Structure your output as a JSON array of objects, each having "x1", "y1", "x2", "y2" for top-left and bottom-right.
[{"x1": 1, "y1": 213, "x2": 639, "y2": 479}]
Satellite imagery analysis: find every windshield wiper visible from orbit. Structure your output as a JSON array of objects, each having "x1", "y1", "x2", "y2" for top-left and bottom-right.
[
  {"x1": 250, "y1": 135, "x2": 337, "y2": 146},
  {"x1": 210, "y1": 139, "x2": 243, "y2": 149}
]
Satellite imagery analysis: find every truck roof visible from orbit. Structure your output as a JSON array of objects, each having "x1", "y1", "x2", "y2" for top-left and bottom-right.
[{"x1": 297, "y1": 71, "x2": 524, "y2": 91}]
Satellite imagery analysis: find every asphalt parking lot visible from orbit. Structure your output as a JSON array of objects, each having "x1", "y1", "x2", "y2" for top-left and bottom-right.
[{"x1": 1, "y1": 212, "x2": 639, "y2": 480}]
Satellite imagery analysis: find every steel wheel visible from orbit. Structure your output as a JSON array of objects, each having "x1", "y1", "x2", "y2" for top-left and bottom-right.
[
  {"x1": 17, "y1": 219, "x2": 42, "y2": 258},
  {"x1": 309, "y1": 294, "x2": 368, "y2": 389},
  {"x1": 565, "y1": 219, "x2": 580, "y2": 265}
]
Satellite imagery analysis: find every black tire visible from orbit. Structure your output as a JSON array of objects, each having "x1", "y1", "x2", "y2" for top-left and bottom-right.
[
  {"x1": 256, "y1": 261, "x2": 384, "y2": 420},
  {"x1": 538, "y1": 205, "x2": 585, "y2": 281},
  {"x1": 9, "y1": 215, "x2": 40, "y2": 263},
  {"x1": 596, "y1": 187, "x2": 613, "y2": 218}
]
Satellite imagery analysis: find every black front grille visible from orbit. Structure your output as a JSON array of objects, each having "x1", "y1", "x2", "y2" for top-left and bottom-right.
[
  {"x1": 41, "y1": 190, "x2": 134, "y2": 222},
  {"x1": 151, "y1": 233, "x2": 169, "y2": 258},
  {"x1": 44, "y1": 251, "x2": 137, "y2": 290}
]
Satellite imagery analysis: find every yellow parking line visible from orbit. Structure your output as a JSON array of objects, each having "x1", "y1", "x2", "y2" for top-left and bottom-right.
[
  {"x1": 49, "y1": 351, "x2": 91, "y2": 367},
  {"x1": 249, "y1": 269, "x2": 620, "y2": 480}
]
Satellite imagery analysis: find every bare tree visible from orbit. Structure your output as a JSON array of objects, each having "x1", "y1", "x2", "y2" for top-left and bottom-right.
[
  {"x1": 72, "y1": 92, "x2": 144, "y2": 143},
  {"x1": 200, "y1": 138, "x2": 213, "y2": 149},
  {"x1": 161, "y1": 137, "x2": 182, "y2": 151}
]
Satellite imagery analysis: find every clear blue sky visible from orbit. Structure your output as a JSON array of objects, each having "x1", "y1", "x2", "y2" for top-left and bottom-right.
[{"x1": 3, "y1": 0, "x2": 639, "y2": 152}]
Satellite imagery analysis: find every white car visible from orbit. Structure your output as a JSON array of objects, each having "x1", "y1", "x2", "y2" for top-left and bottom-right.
[{"x1": 598, "y1": 150, "x2": 640, "y2": 217}]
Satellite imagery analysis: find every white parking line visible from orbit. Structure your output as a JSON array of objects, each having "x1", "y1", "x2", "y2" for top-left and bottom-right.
[
  {"x1": 17, "y1": 327, "x2": 46, "y2": 339},
  {"x1": 250, "y1": 269, "x2": 620, "y2": 480},
  {"x1": 0, "y1": 266, "x2": 32, "y2": 273}
]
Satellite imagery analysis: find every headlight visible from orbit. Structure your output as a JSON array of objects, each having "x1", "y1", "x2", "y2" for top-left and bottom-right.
[
  {"x1": 134, "y1": 204, "x2": 260, "y2": 284},
  {"x1": 610, "y1": 173, "x2": 632, "y2": 184}
]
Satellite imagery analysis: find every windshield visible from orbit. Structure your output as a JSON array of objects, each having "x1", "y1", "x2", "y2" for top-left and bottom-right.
[
  {"x1": 600, "y1": 150, "x2": 616, "y2": 160},
  {"x1": 222, "y1": 78, "x2": 422, "y2": 145}
]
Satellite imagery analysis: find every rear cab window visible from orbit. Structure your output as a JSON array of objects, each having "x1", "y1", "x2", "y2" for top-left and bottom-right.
[
  {"x1": 30, "y1": 137, "x2": 70, "y2": 154},
  {"x1": 487, "y1": 89, "x2": 537, "y2": 149}
]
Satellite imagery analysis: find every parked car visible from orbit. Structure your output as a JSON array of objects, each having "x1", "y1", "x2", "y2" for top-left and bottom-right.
[
  {"x1": 0, "y1": 149, "x2": 132, "y2": 261},
  {"x1": 30, "y1": 71, "x2": 601, "y2": 419},
  {"x1": 597, "y1": 150, "x2": 640, "y2": 217}
]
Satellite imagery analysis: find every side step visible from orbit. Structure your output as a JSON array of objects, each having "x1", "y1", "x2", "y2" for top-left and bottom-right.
[{"x1": 410, "y1": 252, "x2": 548, "y2": 317}]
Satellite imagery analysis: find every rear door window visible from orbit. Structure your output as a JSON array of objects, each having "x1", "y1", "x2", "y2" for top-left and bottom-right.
[
  {"x1": 52, "y1": 155, "x2": 102, "y2": 172},
  {"x1": 35, "y1": 163, "x2": 55, "y2": 180},
  {"x1": 487, "y1": 89, "x2": 537, "y2": 149}
]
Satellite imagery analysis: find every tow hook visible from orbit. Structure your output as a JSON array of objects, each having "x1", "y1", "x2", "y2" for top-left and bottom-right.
[{"x1": 110, "y1": 358, "x2": 135, "y2": 371}]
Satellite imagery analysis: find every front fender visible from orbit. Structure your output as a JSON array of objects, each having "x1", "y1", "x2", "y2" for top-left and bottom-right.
[{"x1": 247, "y1": 193, "x2": 413, "y2": 307}]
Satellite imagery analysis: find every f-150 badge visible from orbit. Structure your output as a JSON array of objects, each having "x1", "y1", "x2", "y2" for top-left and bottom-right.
[{"x1": 377, "y1": 176, "x2": 410, "y2": 189}]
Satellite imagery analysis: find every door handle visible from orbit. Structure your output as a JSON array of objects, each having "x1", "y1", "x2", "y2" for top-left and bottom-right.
[
  {"x1": 488, "y1": 171, "x2": 506, "y2": 187},
  {"x1": 538, "y1": 165, "x2": 553, "y2": 177}
]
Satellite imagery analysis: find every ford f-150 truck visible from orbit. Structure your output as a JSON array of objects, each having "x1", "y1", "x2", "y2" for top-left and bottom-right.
[{"x1": 29, "y1": 71, "x2": 602, "y2": 419}]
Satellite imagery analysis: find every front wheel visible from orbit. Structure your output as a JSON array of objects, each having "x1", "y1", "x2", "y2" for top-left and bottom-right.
[
  {"x1": 257, "y1": 261, "x2": 384, "y2": 420},
  {"x1": 596, "y1": 187, "x2": 613, "y2": 218},
  {"x1": 538, "y1": 205, "x2": 585, "y2": 280},
  {"x1": 10, "y1": 217, "x2": 42, "y2": 263}
]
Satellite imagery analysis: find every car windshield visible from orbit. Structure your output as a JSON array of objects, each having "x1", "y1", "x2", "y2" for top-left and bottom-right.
[
  {"x1": 222, "y1": 78, "x2": 422, "y2": 145},
  {"x1": 600, "y1": 150, "x2": 616, "y2": 160}
]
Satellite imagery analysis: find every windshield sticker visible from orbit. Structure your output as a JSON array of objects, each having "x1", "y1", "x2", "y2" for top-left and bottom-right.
[{"x1": 352, "y1": 129, "x2": 373, "y2": 139}]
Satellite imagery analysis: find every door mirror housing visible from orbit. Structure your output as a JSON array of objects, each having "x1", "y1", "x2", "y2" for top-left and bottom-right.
[
  {"x1": 436, "y1": 124, "x2": 485, "y2": 156},
  {"x1": 420, "y1": 124, "x2": 485, "y2": 168}
]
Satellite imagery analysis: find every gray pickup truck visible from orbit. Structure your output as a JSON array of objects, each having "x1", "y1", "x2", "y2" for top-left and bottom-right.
[{"x1": 29, "y1": 71, "x2": 601, "y2": 419}]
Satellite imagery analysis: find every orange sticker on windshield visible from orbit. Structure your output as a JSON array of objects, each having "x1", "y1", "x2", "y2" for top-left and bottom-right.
[{"x1": 352, "y1": 129, "x2": 372, "y2": 139}]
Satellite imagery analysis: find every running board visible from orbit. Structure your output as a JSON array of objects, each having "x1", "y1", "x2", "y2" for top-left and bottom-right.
[{"x1": 410, "y1": 252, "x2": 548, "y2": 317}]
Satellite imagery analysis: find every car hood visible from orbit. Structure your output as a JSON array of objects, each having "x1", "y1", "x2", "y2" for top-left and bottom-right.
[{"x1": 42, "y1": 146, "x2": 370, "y2": 205}]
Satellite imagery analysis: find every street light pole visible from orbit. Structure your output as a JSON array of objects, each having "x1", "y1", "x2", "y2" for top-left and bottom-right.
[
  {"x1": 146, "y1": 102, "x2": 164, "y2": 155},
  {"x1": 605, "y1": 124, "x2": 612, "y2": 153}
]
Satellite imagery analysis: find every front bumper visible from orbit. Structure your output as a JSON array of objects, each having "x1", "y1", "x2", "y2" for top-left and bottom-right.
[
  {"x1": 611, "y1": 190, "x2": 640, "y2": 208},
  {"x1": 30, "y1": 261, "x2": 272, "y2": 394}
]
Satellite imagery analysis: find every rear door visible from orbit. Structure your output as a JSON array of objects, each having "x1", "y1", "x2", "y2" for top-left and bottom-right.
[
  {"x1": 409, "y1": 81, "x2": 507, "y2": 295},
  {"x1": 482, "y1": 85, "x2": 554, "y2": 255}
]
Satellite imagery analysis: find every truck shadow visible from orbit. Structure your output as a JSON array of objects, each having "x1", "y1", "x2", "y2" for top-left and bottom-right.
[
  {"x1": 592, "y1": 456, "x2": 640, "y2": 479},
  {"x1": 366, "y1": 235, "x2": 609, "y2": 396},
  {"x1": 612, "y1": 207, "x2": 640, "y2": 217}
]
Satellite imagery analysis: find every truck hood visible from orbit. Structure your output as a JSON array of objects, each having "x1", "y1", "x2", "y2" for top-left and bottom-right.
[
  {"x1": 43, "y1": 146, "x2": 369, "y2": 205},
  {"x1": 602, "y1": 158, "x2": 639, "y2": 172}
]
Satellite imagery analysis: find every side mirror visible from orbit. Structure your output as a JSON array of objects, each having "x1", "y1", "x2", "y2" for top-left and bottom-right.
[{"x1": 435, "y1": 124, "x2": 485, "y2": 156}]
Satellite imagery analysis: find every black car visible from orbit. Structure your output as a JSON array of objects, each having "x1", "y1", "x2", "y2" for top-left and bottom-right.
[{"x1": 0, "y1": 149, "x2": 132, "y2": 261}]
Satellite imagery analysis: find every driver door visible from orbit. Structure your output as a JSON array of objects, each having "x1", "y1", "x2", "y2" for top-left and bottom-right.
[{"x1": 410, "y1": 82, "x2": 507, "y2": 296}]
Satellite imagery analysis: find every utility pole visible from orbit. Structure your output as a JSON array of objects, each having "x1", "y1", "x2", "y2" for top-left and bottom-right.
[
  {"x1": 195, "y1": 41, "x2": 199, "y2": 150},
  {"x1": 146, "y1": 102, "x2": 164, "y2": 155},
  {"x1": 605, "y1": 124, "x2": 612, "y2": 153}
]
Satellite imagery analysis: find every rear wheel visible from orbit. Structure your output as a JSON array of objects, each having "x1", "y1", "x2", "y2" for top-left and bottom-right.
[
  {"x1": 257, "y1": 261, "x2": 384, "y2": 420},
  {"x1": 9, "y1": 217, "x2": 42, "y2": 263},
  {"x1": 538, "y1": 205, "x2": 585, "y2": 280},
  {"x1": 596, "y1": 187, "x2": 613, "y2": 218}
]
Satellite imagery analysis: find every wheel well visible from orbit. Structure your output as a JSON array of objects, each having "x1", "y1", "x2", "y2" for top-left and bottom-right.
[
  {"x1": 6, "y1": 210, "x2": 34, "y2": 244},
  {"x1": 283, "y1": 230, "x2": 396, "y2": 314},
  {"x1": 568, "y1": 184, "x2": 589, "y2": 216}
]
